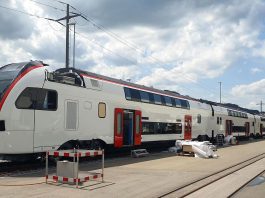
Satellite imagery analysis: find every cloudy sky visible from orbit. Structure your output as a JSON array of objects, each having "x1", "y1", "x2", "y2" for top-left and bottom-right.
[{"x1": 0, "y1": 0, "x2": 265, "y2": 111}]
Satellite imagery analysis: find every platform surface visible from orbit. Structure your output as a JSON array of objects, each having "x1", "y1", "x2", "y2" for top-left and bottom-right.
[{"x1": 0, "y1": 139, "x2": 264, "y2": 198}]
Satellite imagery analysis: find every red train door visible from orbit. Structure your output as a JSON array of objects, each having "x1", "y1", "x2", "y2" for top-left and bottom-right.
[
  {"x1": 245, "y1": 122, "x2": 250, "y2": 136},
  {"x1": 260, "y1": 124, "x2": 263, "y2": 136},
  {"x1": 134, "y1": 110, "x2": 142, "y2": 145},
  {"x1": 114, "y1": 108, "x2": 123, "y2": 148},
  {"x1": 226, "y1": 120, "x2": 232, "y2": 136},
  {"x1": 184, "y1": 115, "x2": 192, "y2": 140}
]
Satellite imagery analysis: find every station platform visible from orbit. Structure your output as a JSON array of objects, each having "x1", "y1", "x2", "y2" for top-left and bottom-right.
[{"x1": 0, "y1": 139, "x2": 264, "y2": 198}]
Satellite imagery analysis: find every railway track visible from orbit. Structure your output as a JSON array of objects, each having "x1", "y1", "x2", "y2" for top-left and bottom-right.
[
  {"x1": 159, "y1": 152, "x2": 265, "y2": 198},
  {"x1": 0, "y1": 145, "x2": 171, "y2": 177}
]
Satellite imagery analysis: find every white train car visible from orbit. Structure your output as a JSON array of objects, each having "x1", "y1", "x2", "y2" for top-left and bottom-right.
[{"x1": 0, "y1": 61, "x2": 263, "y2": 160}]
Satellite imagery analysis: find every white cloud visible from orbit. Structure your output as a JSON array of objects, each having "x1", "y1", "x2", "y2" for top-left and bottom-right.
[
  {"x1": 90, "y1": 64, "x2": 140, "y2": 81},
  {"x1": 1, "y1": 0, "x2": 265, "y2": 109},
  {"x1": 251, "y1": 67, "x2": 263, "y2": 74},
  {"x1": 231, "y1": 79, "x2": 265, "y2": 97}
]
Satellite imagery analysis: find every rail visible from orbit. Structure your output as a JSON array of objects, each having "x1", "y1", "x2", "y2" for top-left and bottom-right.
[{"x1": 159, "y1": 152, "x2": 265, "y2": 198}]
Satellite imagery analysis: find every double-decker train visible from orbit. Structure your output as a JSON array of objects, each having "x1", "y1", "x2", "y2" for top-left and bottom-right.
[{"x1": 0, "y1": 61, "x2": 264, "y2": 160}]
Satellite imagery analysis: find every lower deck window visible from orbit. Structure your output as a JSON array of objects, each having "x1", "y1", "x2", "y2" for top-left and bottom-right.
[{"x1": 142, "y1": 122, "x2": 182, "y2": 134}]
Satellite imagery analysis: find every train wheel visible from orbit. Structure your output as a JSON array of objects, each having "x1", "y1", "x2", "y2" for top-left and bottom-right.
[{"x1": 91, "y1": 140, "x2": 105, "y2": 150}]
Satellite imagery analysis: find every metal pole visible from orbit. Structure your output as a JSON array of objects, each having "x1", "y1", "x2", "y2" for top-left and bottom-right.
[
  {"x1": 65, "y1": 4, "x2": 70, "y2": 68},
  {"x1": 102, "y1": 149, "x2": 104, "y2": 182},
  {"x1": 45, "y1": 151, "x2": 48, "y2": 184},
  {"x1": 73, "y1": 24, "x2": 76, "y2": 68},
  {"x1": 76, "y1": 150, "x2": 79, "y2": 188}
]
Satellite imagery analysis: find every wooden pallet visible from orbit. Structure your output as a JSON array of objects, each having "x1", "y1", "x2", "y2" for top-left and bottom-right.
[{"x1": 176, "y1": 151, "x2": 195, "y2": 157}]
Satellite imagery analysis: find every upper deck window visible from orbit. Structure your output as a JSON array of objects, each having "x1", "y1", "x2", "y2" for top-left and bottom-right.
[
  {"x1": 124, "y1": 87, "x2": 131, "y2": 100},
  {"x1": 164, "y1": 96, "x2": 173, "y2": 106},
  {"x1": 154, "y1": 94, "x2": 162, "y2": 104},
  {"x1": 180, "y1": 99, "x2": 190, "y2": 109},
  {"x1": 140, "y1": 91, "x2": 150, "y2": 102}
]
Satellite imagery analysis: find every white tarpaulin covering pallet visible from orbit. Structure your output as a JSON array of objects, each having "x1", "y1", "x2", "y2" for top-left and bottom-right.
[{"x1": 169, "y1": 140, "x2": 218, "y2": 159}]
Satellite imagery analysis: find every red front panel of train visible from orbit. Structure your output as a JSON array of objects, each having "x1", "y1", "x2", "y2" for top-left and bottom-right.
[
  {"x1": 134, "y1": 110, "x2": 142, "y2": 145},
  {"x1": 184, "y1": 115, "x2": 192, "y2": 140},
  {"x1": 114, "y1": 108, "x2": 124, "y2": 148}
]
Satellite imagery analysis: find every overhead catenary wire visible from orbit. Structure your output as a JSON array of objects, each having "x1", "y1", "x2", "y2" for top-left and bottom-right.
[
  {"x1": 0, "y1": 2, "x2": 229, "y2": 102},
  {"x1": 28, "y1": 0, "x2": 66, "y2": 12},
  {"x1": 75, "y1": 31, "x2": 137, "y2": 65},
  {"x1": 67, "y1": 4, "x2": 230, "y2": 101},
  {"x1": 0, "y1": 3, "x2": 136, "y2": 66}
]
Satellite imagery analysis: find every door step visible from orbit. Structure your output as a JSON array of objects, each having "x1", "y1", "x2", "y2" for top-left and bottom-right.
[{"x1": 131, "y1": 149, "x2": 149, "y2": 158}]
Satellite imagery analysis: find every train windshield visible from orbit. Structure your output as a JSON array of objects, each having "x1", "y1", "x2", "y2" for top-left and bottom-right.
[{"x1": 0, "y1": 62, "x2": 27, "y2": 98}]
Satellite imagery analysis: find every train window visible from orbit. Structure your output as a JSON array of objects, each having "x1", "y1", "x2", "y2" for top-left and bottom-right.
[
  {"x1": 161, "y1": 96, "x2": 166, "y2": 105},
  {"x1": 140, "y1": 91, "x2": 150, "y2": 103},
  {"x1": 15, "y1": 88, "x2": 35, "y2": 109},
  {"x1": 124, "y1": 87, "x2": 131, "y2": 100},
  {"x1": 136, "y1": 114, "x2": 140, "y2": 134},
  {"x1": 180, "y1": 99, "x2": 190, "y2": 109},
  {"x1": 154, "y1": 94, "x2": 162, "y2": 104},
  {"x1": 175, "y1": 123, "x2": 182, "y2": 134},
  {"x1": 217, "y1": 117, "x2": 219, "y2": 124},
  {"x1": 148, "y1": 93, "x2": 155, "y2": 103},
  {"x1": 175, "y1": 99, "x2": 181, "y2": 108},
  {"x1": 197, "y1": 114, "x2": 201, "y2": 124},
  {"x1": 130, "y1": 89, "x2": 141, "y2": 101},
  {"x1": 164, "y1": 96, "x2": 173, "y2": 106},
  {"x1": 98, "y1": 102, "x2": 106, "y2": 118},
  {"x1": 16, "y1": 88, "x2": 57, "y2": 111},
  {"x1": 142, "y1": 122, "x2": 182, "y2": 134},
  {"x1": 117, "y1": 113, "x2": 122, "y2": 135},
  {"x1": 253, "y1": 122, "x2": 255, "y2": 126},
  {"x1": 220, "y1": 117, "x2": 222, "y2": 124},
  {"x1": 36, "y1": 90, "x2": 57, "y2": 110}
]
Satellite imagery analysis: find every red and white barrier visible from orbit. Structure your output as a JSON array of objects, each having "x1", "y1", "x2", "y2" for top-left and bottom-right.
[{"x1": 45, "y1": 149, "x2": 104, "y2": 188}]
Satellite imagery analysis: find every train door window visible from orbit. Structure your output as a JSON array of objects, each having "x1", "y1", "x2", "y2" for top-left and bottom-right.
[
  {"x1": 140, "y1": 91, "x2": 150, "y2": 103},
  {"x1": 98, "y1": 102, "x2": 106, "y2": 118},
  {"x1": 117, "y1": 113, "x2": 122, "y2": 135},
  {"x1": 252, "y1": 122, "x2": 254, "y2": 126},
  {"x1": 217, "y1": 117, "x2": 219, "y2": 124},
  {"x1": 164, "y1": 96, "x2": 173, "y2": 106},
  {"x1": 220, "y1": 117, "x2": 222, "y2": 124},
  {"x1": 135, "y1": 114, "x2": 140, "y2": 134},
  {"x1": 154, "y1": 94, "x2": 162, "y2": 104},
  {"x1": 175, "y1": 99, "x2": 181, "y2": 108},
  {"x1": 124, "y1": 87, "x2": 131, "y2": 100},
  {"x1": 197, "y1": 114, "x2": 201, "y2": 124}
]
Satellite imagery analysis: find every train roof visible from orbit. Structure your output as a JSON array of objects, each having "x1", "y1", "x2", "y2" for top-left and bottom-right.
[{"x1": 55, "y1": 67, "x2": 198, "y2": 101}]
